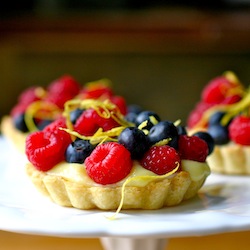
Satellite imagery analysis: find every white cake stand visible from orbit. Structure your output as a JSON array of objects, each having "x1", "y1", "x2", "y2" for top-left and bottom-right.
[{"x1": 1, "y1": 137, "x2": 250, "y2": 250}]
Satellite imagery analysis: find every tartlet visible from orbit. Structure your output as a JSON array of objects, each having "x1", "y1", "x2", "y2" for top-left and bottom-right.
[
  {"x1": 187, "y1": 71, "x2": 250, "y2": 175},
  {"x1": 26, "y1": 160, "x2": 209, "y2": 210},
  {"x1": 25, "y1": 96, "x2": 212, "y2": 211},
  {"x1": 1, "y1": 76, "x2": 122, "y2": 153}
]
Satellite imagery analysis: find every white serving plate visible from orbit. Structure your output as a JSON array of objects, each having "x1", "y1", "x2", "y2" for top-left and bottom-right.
[{"x1": 0, "y1": 136, "x2": 250, "y2": 239}]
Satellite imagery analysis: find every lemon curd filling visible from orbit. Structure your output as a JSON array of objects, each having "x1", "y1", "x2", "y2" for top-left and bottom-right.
[
  {"x1": 181, "y1": 160, "x2": 210, "y2": 181},
  {"x1": 47, "y1": 160, "x2": 210, "y2": 187}
]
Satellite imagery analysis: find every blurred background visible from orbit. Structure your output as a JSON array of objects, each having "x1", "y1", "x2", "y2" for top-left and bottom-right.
[
  {"x1": 1, "y1": 0, "x2": 250, "y2": 125},
  {"x1": 1, "y1": 2, "x2": 250, "y2": 249}
]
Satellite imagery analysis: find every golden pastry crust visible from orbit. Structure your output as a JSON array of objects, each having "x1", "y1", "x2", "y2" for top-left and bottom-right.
[
  {"x1": 26, "y1": 163, "x2": 206, "y2": 210},
  {"x1": 207, "y1": 143, "x2": 250, "y2": 175},
  {"x1": 1, "y1": 116, "x2": 27, "y2": 153}
]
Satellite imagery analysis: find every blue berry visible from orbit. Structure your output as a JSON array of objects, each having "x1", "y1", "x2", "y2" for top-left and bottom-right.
[
  {"x1": 118, "y1": 127, "x2": 150, "y2": 159},
  {"x1": 209, "y1": 111, "x2": 233, "y2": 128},
  {"x1": 65, "y1": 139, "x2": 94, "y2": 163},
  {"x1": 135, "y1": 111, "x2": 161, "y2": 130},
  {"x1": 125, "y1": 112, "x2": 137, "y2": 123},
  {"x1": 208, "y1": 124, "x2": 229, "y2": 145},
  {"x1": 127, "y1": 104, "x2": 143, "y2": 114},
  {"x1": 13, "y1": 113, "x2": 29, "y2": 132},
  {"x1": 125, "y1": 105, "x2": 144, "y2": 123},
  {"x1": 37, "y1": 119, "x2": 53, "y2": 131},
  {"x1": 70, "y1": 108, "x2": 84, "y2": 124},
  {"x1": 148, "y1": 121, "x2": 179, "y2": 149},
  {"x1": 177, "y1": 125, "x2": 187, "y2": 135},
  {"x1": 193, "y1": 131, "x2": 215, "y2": 155}
]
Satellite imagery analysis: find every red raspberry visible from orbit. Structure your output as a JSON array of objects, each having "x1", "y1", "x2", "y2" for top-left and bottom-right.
[
  {"x1": 26, "y1": 131, "x2": 67, "y2": 171},
  {"x1": 74, "y1": 109, "x2": 119, "y2": 136},
  {"x1": 74, "y1": 109, "x2": 99, "y2": 136},
  {"x1": 178, "y1": 135, "x2": 208, "y2": 162},
  {"x1": 46, "y1": 75, "x2": 81, "y2": 109},
  {"x1": 140, "y1": 145, "x2": 181, "y2": 175},
  {"x1": 85, "y1": 142, "x2": 132, "y2": 185},
  {"x1": 221, "y1": 94, "x2": 242, "y2": 104},
  {"x1": 18, "y1": 86, "x2": 44, "y2": 105},
  {"x1": 187, "y1": 101, "x2": 213, "y2": 128},
  {"x1": 229, "y1": 115, "x2": 250, "y2": 145},
  {"x1": 109, "y1": 95, "x2": 127, "y2": 115},
  {"x1": 10, "y1": 103, "x2": 28, "y2": 117},
  {"x1": 80, "y1": 82, "x2": 113, "y2": 99},
  {"x1": 43, "y1": 117, "x2": 72, "y2": 145},
  {"x1": 201, "y1": 76, "x2": 242, "y2": 104}
]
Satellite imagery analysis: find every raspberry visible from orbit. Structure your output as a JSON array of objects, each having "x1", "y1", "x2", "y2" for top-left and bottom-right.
[
  {"x1": 10, "y1": 103, "x2": 28, "y2": 117},
  {"x1": 109, "y1": 95, "x2": 127, "y2": 115},
  {"x1": 85, "y1": 142, "x2": 132, "y2": 185},
  {"x1": 140, "y1": 145, "x2": 181, "y2": 175},
  {"x1": 18, "y1": 86, "x2": 44, "y2": 105},
  {"x1": 201, "y1": 76, "x2": 242, "y2": 104},
  {"x1": 80, "y1": 82, "x2": 113, "y2": 99},
  {"x1": 26, "y1": 131, "x2": 67, "y2": 171},
  {"x1": 74, "y1": 109, "x2": 119, "y2": 136},
  {"x1": 43, "y1": 117, "x2": 72, "y2": 145},
  {"x1": 229, "y1": 115, "x2": 250, "y2": 145},
  {"x1": 46, "y1": 75, "x2": 81, "y2": 109},
  {"x1": 221, "y1": 94, "x2": 242, "y2": 104},
  {"x1": 187, "y1": 101, "x2": 213, "y2": 128},
  {"x1": 178, "y1": 135, "x2": 208, "y2": 162},
  {"x1": 74, "y1": 109, "x2": 99, "y2": 136}
]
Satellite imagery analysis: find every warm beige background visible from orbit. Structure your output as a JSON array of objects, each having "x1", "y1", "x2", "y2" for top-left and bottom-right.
[{"x1": 1, "y1": 230, "x2": 250, "y2": 250}]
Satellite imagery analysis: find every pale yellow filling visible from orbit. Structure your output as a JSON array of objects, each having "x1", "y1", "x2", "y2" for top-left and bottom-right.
[
  {"x1": 47, "y1": 160, "x2": 210, "y2": 187},
  {"x1": 181, "y1": 159, "x2": 210, "y2": 181}
]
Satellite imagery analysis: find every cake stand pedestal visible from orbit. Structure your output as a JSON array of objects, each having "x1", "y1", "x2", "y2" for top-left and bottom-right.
[{"x1": 101, "y1": 237, "x2": 167, "y2": 250}]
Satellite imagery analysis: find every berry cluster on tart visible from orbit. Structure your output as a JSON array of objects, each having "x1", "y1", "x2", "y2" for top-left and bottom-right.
[
  {"x1": 187, "y1": 71, "x2": 250, "y2": 175},
  {"x1": 1, "y1": 75, "x2": 125, "y2": 153},
  {"x1": 25, "y1": 85, "x2": 213, "y2": 210}
]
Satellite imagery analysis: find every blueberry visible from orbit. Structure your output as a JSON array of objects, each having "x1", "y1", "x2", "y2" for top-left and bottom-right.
[
  {"x1": 209, "y1": 111, "x2": 226, "y2": 126},
  {"x1": 65, "y1": 139, "x2": 94, "y2": 163},
  {"x1": 193, "y1": 131, "x2": 215, "y2": 155},
  {"x1": 177, "y1": 125, "x2": 187, "y2": 135},
  {"x1": 148, "y1": 121, "x2": 179, "y2": 149},
  {"x1": 135, "y1": 111, "x2": 161, "y2": 130},
  {"x1": 208, "y1": 124, "x2": 229, "y2": 145},
  {"x1": 118, "y1": 127, "x2": 150, "y2": 159},
  {"x1": 209, "y1": 111, "x2": 232, "y2": 128},
  {"x1": 125, "y1": 112, "x2": 137, "y2": 123},
  {"x1": 13, "y1": 113, "x2": 29, "y2": 132},
  {"x1": 127, "y1": 104, "x2": 143, "y2": 115},
  {"x1": 37, "y1": 119, "x2": 53, "y2": 130},
  {"x1": 70, "y1": 108, "x2": 84, "y2": 124}
]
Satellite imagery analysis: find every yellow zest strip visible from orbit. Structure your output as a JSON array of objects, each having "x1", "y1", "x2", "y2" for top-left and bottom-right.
[
  {"x1": 220, "y1": 89, "x2": 250, "y2": 125},
  {"x1": 84, "y1": 78, "x2": 112, "y2": 90},
  {"x1": 193, "y1": 72, "x2": 247, "y2": 129},
  {"x1": 107, "y1": 164, "x2": 180, "y2": 220},
  {"x1": 34, "y1": 87, "x2": 47, "y2": 99},
  {"x1": 138, "y1": 120, "x2": 148, "y2": 130},
  {"x1": 25, "y1": 101, "x2": 61, "y2": 132},
  {"x1": 174, "y1": 119, "x2": 181, "y2": 127},
  {"x1": 224, "y1": 71, "x2": 240, "y2": 84},
  {"x1": 63, "y1": 98, "x2": 133, "y2": 141},
  {"x1": 193, "y1": 88, "x2": 250, "y2": 129},
  {"x1": 149, "y1": 116, "x2": 159, "y2": 126},
  {"x1": 64, "y1": 98, "x2": 126, "y2": 125},
  {"x1": 154, "y1": 138, "x2": 172, "y2": 147},
  {"x1": 111, "y1": 111, "x2": 134, "y2": 127},
  {"x1": 61, "y1": 126, "x2": 126, "y2": 145}
]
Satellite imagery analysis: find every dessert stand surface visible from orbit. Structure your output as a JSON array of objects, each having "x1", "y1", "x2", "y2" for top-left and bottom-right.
[{"x1": 1, "y1": 137, "x2": 250, "y2": 250}]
